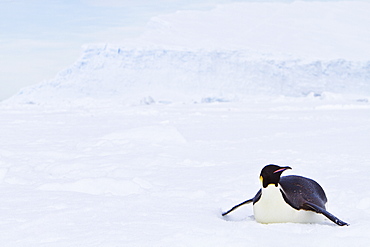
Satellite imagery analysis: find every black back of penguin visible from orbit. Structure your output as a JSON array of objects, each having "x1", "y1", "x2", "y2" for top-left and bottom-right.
[{"x1": 279, "y1": 175, "x2": 327, "y2": 210}]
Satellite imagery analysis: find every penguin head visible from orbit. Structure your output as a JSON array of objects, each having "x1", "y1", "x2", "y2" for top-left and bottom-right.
[{"x1": 260, "y1": 164, "x2": 291, "y2": 188}]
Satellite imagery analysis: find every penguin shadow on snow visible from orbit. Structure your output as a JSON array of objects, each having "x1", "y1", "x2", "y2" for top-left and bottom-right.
[{"x1": 221, "y1": 164, "x2": 349, "y2": 226}]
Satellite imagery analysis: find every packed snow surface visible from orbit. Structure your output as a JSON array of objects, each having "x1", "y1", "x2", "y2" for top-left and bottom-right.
[{"x1": 0, "y1": 99, "x2": 370, "y2": 246}]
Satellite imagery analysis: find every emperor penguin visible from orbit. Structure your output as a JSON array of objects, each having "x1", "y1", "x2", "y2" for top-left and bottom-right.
[{"x1": 222, "y1": 164, "x2": 348, "y2": 226}]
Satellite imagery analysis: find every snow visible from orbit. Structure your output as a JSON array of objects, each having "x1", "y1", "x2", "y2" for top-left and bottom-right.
[
  {"x1": 5, "y1": 46, "x2": 370, "y2": 107},
  {"x1": 0, "y1": 99, "x2": 369, "y2": 246},
  {"x1": 1, "y1": 1, "x2": 370, "y2": 246}
]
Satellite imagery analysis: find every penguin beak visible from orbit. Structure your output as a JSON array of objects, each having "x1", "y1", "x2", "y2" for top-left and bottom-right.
[{"x1": 273, "y1": 166, "x2": 292, "y2": 174}]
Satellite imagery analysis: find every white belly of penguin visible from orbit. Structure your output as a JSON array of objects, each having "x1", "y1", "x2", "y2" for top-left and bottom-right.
[{"x1": 253, "y1": 185, "x2": 325, "y2": 224}]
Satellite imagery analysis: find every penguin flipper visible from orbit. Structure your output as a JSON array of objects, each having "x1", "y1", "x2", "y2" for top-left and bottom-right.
[
  {"x1": 222, "y1": 189, "x2": 262, "y2": 216},
  {"x1": 222, "y1": 198, "x2": 253, "y2": 216},
  {"x1": 303, "y1": 202, "x2": 349, "y2": 226}
]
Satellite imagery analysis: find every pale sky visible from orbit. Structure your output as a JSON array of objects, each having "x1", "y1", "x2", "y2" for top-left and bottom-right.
[{"x1": 0, "y1": 0, "x2": 347, "y2": 101}]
